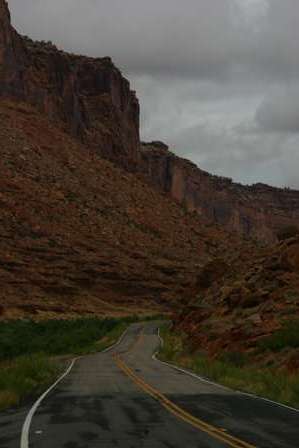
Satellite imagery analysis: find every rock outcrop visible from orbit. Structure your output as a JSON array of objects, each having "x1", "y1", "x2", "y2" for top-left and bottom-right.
[
  {"x1": 175, "y1": 235, "x2": 299, "y2": 370},
  {"x1": 0, "y1": 0, "x2": 140, "y2": 169},
  {"x1": 140, "y1": 142, "x2": 299, "y2": 242}
]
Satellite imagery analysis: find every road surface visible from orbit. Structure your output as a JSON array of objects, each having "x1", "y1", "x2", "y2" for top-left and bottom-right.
[{"x1": 0, "y1": 322, "x2": 298, "y2": 447}]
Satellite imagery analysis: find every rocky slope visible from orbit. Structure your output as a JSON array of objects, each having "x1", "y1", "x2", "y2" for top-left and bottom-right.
[
  {"x1": 0, "y1": 99, "x2": 242, "y2": 319},
  {"x1": 175, "y1": 234, "x2": 299, "y2": 370}
]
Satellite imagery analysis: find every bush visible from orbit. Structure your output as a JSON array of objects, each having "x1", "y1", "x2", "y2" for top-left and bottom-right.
[
  {"x1": 276, "y1": 225, "x2": 299, "y2": 242},
  {"x1": 259, "y1": 320, "x2": 299, "y2": 352},
  {"x1": 219, "y1": 351, "x2": 248, "y2": 367},
  {"x1": 196, "y1": 259, "x2": 228, "y2": 289},
  {"x1": 0, "y1": 317, "x2": 134, "y2": 361},
  {"x1": 0, "y1": 355, "x2": 59, "y2": 410}
]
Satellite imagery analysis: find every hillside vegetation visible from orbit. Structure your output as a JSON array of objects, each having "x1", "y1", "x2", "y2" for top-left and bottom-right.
[
  {"x1": 175, "y1": 236, "x2": 299, "y2": 372},
  {"x1": 159, "y1": 326, "x2": 299, "y2": 408}
]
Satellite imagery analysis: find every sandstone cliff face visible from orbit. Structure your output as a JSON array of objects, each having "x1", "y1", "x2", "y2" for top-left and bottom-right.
[
  {"x1": 0, "y1": 0, "x2": 26, "y2": 95},
  {"x1": 0, "y1": 0, "x2": 140, "y2": 169},
  {"x1": 140, "y1": 142, "x2": 299, "y2": 242}
]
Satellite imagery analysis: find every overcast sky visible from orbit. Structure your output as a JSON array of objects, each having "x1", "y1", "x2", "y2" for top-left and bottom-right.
[{"x1": 9, "y1": 0, "x2": 299, "y2": 188}]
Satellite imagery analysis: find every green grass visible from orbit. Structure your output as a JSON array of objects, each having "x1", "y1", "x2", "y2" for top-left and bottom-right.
[
  {"x1": 258, "y1": 319, "x2": 299, "y2": 352},
  {"x1": 0, "y1": 317, "x2": 132, "y2": 360},
  {"x1": 0, "y1": 355, "x2": 59, "y2": 410},
  {"x1": 0, "y1": 314, "x2": 163, "y2": 411},
  {"x1": 158, "y1": 326, "x2": 299, "y2": 409}
]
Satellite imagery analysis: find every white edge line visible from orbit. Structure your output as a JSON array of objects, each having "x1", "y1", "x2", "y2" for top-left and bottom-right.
[
  {"x1": 20, "y1": 325, "x2": 129, "y2": 448},
  {"x1": 102, "y1": 326, "x2": 129, "y2": 353},
  {"x1": 153, "y1": 327, "x2": 299, "y2": 414},
  {"x1": 151, "y1": 330, "x2": 231, "y2": 392},
  {"x1": 20, "y1": 357, "x2": 78, "y2": 448}
]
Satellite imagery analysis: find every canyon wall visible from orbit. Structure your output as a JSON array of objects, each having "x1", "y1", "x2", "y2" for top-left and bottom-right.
[
  {"x1": 0, "y1": 0, "x2": 140, "y2": 169},
  {"x1": 140, "y1": 142, "x2": 299, "y2": 242}
]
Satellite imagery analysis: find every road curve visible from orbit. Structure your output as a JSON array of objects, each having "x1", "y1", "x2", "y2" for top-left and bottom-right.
[{"x1": 0, "y1": 321, "x2": 298, "y2": 448}]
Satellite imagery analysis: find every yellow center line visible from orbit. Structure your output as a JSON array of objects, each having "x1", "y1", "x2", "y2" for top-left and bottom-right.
[
  {"x1": 116, "y1": 327, "x2": 144, "y2": 356},
  {"x1": 113, "y1": 326, "x2": 256, "y2": 448}
]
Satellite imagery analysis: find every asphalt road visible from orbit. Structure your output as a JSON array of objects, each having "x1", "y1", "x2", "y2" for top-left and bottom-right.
[{"x1": 0, "y1": 322, "x2": 298, "y2": 448}]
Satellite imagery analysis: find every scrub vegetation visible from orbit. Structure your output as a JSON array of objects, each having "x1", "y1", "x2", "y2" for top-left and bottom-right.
[
  {"x1": 0, "y1": 315, "x2": 161, "y2": 411},
  {"x1": 159, "y1": 326, "x2": 299, "y2": 409},
  {"x1": 258, "y1": 319, "x2": 299, "y2": 352}
]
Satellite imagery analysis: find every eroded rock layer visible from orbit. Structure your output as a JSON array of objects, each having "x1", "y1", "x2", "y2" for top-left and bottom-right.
[
  {"x1": 141, "y1": 142, "x2": 299, "y2": 242},
  {"x1": 0, "y1": 0, "x2": 140, "y2": 169}
]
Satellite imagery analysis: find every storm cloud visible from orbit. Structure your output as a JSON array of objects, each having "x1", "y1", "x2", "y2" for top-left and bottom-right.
[
  {"x1": 8, "y1": 0, "x2": 299, "y2": 188},
  {"x1": 256, "y1": 87, "x2": 299, "y2": 133}
]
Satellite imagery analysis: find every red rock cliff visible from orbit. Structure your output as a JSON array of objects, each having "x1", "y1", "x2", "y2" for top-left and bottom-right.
[
  {"x1": 0, "y1": 0, "x2": 140, "y2": 169},
  {"x1": 140, "y1": 142, "x2": 299, "y2": 242}
]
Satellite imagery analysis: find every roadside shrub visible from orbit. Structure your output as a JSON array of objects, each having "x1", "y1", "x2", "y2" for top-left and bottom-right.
[
  {"x1": 259, "y1": 320, "x2": 299, "y2": 352},
  {"x1": 219, "y1": 351, "x2": 248, "y2": 367},
  {"x1": 0, "y1": 318, "x2": 120, "y2": 360},
  {"x1": 276, "y1": 225, "x2": 299, "y2": 242},
  {"x1": 0, "y1": 355, "x2": 59, "y2": 410},
  {"x1": 0, "y1": 316, "x2": 148, "y2": 361}
]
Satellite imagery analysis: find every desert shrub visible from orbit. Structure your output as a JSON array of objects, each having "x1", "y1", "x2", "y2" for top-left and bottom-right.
[
  {"x1": 276, "y1": 225, "x2": 299, "y2": 242},
  {"x1": 0, "y1": 318, "x2": 122, "y2": 360},
  {"x1": 259, "y1": 320, "x2": 299, "y2": 352},
  {"x1": 0, "y1": 355, "x2": 59, "y2": 410},
  {"x1": 219, "y1": 351, "x2": 248, "y2": 367},
  {"x1": 196, "y1": 259, "x2": 228, "y2": 289}
]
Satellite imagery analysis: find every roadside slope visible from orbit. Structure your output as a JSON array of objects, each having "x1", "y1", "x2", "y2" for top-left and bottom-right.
[
  {"x1": 0, "y1": 99, "x2": 242, "y2": 319},
  {"x1": 175, "y1": 235, "x2": 299, "y2": 373}
]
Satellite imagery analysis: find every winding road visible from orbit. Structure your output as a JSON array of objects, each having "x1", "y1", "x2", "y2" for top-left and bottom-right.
[{"x1": 0, "y1": 322, "x2": 298, "y2": 447}]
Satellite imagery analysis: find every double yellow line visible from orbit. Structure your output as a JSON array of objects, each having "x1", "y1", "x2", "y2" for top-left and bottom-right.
[{"x1": 113, "y1": 328, "x2": 256, "y2": 448}]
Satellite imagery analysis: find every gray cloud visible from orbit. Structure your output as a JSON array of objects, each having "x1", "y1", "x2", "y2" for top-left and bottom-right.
[
  {"x1": 169, "y1": 122, "x2": 299, "y2": 188},
  {"x1": 254, "y1": 0, "x2": 299, "y2": 81},
  {"x1": 8, "y1": 0, "x2": 299, "y2": 188},
  {"x1": 9, "y1": 0, "x2": 299, "y2": 82},
  {"x1": 256, "y1": 87, "x2": 299, "y2": 133},
  {"x1": 9, "y1": 0, "x2": 245, "y2": 79}
]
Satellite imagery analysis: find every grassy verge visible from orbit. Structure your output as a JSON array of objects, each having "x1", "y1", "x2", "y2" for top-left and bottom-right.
[
  {"x1": 0, "y1": 355, "x2": 59, "y2": 410},
  {"x1": 0, "y1": 314, "x2": 162, "y2": 411},
  {"x1": 258, "y1": 319, "x2": 299, "y2": 352},
  {"x1": 158, "y1": 326, "x2": 299, "y2": 409}
]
